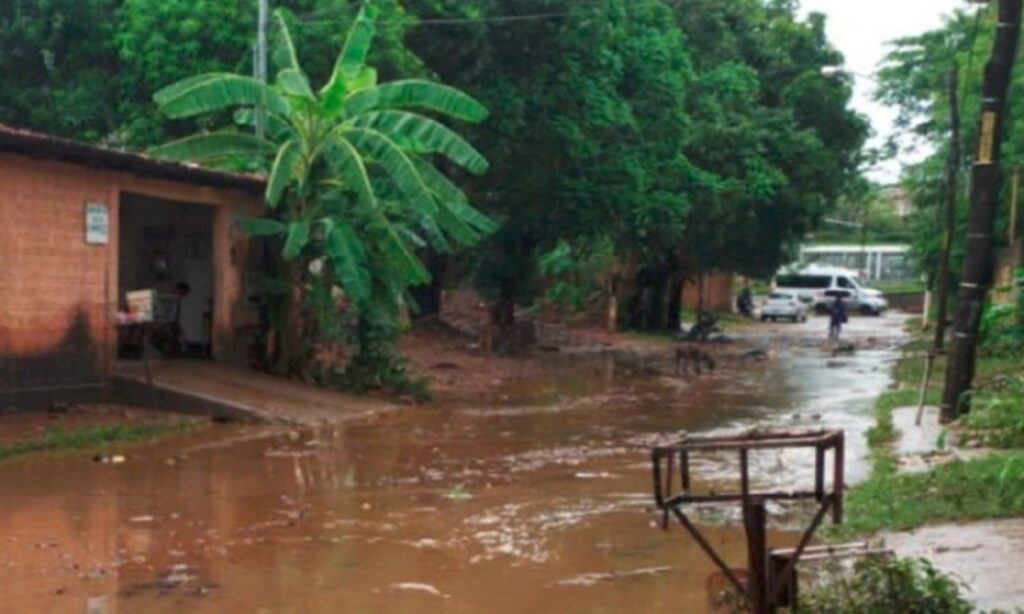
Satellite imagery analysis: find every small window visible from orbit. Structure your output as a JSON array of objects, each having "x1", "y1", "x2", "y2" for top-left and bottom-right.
[{"x1": 838, "y1": 277, "x2": 853, "y2": 289}]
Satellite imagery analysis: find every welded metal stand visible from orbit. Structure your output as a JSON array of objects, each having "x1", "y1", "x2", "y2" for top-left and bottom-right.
[{"x1": 652, "y1": 429, "x2": 845, "y2": 613}]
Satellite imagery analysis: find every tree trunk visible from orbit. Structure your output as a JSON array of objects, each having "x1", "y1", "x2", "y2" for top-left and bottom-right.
[
  {"x1": 666, "y1": 274, "x2": 684, "y2": 333},
  {"x1": 941, "y1": 0, "x2": 1022, "y2": 423},
  {"x1": 934, "y1": 65, "x2": 961, "y2": 351},
  {"x1": 645, "y1": 269, "x2": 668, "y2": 331},
  {"x1": 275, "y1": 259, "x2": 311, "y2": 377},
  {"x1": 696, "y1": 272, "x2": 706, "y2": 315},
  {"x1": 606, "y1": 274, "x2": 619, "y2": 333}
]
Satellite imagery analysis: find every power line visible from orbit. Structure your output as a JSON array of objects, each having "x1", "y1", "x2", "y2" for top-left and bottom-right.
[{"x1": 298, "y1": 11, "x2": 583, "y2": 26}]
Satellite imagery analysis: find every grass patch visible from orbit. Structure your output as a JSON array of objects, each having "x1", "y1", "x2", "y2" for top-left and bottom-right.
[
  {"x1": 838, "y1": 327, "x2": 1024, "y2": 537},
  {"x1": 876, "y1": 280, "x2": 927, "y2": 296},
  {"x1": 838, "y1": 452, "x2": 1024, "y2": 536},
  {"x1": 0, "y1": 419, "x2": 202, "y2": 463}
]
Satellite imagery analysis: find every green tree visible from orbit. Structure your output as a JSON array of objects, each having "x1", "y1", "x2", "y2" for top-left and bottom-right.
[
  {"x1": 150, "y1": 5, "x2": 493, "y2": 384},
  {"x1": 0, "y1": 0, "x2": 120, "y2": 141}
]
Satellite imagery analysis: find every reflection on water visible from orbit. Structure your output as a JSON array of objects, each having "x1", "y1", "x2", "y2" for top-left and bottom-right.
[{"x1": 0, "y1": 316, "x2": 905, "y2": 613}]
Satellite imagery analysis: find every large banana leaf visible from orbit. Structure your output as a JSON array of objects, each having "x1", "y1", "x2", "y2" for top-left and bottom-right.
[
  {"x1": 325, "y1": 135, "x2": 378, "y2": 211},
  {"x1": 336, "y1": 4, "x2": 377, "y2": 78},
  {"x1": 148, "y1": 132, "x2": 278, "y2": 161},
  {"x1": 345, "y1": 80, "x2": 488, "y2": 123},
  {"x1": 277, "y1": 69, "x2": 314, "y2": 101},
  {"x1": 354, "y1": 111, "x2": 488, "y2": 174},
  {"x1": 413, "y1": 159, "x2": 498, "y2": 235},
  {"x1": 347, "y1": 128, "x2": 437, "y2": 217},
  {"x1": 376, "y1": 222, "x2": 431, "y2": 286},
  {"x1": 282, "y1": 220, "x2": 311, "y2": 260},
  {"x1": 266, "y1": 140, "x2": 302, "y2": 208},
  {"x1": 324, "y1": 219, "x2": 372, "y2": 303},
  {"x1": 233, "y1": 108, "x2": 294, "y2": 140},
  {"x1": 237, "y1": 217, "x2": 287, "y2": 237},
  {"x1": 155, "y1": 73, "x2": 289, "y2": 119},
  {"x1": 271, "y1": 9, "x2": 301, "y2": 72},
  {"x1": 320, "y1": 5, "x2": 378, "y2": 118}
]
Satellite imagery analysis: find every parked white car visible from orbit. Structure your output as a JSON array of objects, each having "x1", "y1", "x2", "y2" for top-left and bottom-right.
[{"x1": 760, "y1": 291, "x2": 808, "y2": 323}]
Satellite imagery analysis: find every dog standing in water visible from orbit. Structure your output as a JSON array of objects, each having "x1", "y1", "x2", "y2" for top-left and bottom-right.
[{"x1": 675, "y1": 344, "x2": 716, "y2": 376}]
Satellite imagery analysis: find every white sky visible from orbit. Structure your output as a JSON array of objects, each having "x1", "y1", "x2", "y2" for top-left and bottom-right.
[{"x1": 799, "y1": 0, "x2": 966, "y2": 183}]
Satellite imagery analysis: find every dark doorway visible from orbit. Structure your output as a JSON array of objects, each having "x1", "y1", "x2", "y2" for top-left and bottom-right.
[{"x1": 118, "y1": 193, "x2": 214, "y2": 359}]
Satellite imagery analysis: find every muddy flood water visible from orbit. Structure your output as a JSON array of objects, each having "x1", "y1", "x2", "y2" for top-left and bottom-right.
[{"x1": 0, "y1": 315, "x2": 906, "y2": 613}]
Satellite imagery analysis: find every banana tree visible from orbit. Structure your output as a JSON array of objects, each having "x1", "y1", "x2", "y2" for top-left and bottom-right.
[{"x1": 149, "y1": 4, "x2": 493, "y2": 378}]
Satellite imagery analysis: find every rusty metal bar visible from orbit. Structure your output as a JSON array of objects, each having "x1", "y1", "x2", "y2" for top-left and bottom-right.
[
  {"x1": 744, "y1": 499, "x2": 768, "y2": 613},
  {"x1": 663, "y1": 491, "x2": 819, "y2": 506},
  {"x1": 740, "y1": 449, "x2": 750, "y2": 502},
  {"x1": 773, "y1": 541, "x2": 868, "y2": 557},
  {"x1": 671, "y1": 507, "x2": 749, "y2": 601},
  {"x1": 769, "y1": 495, "x2": 834, "y2": 604},
  {"x1": 814, "y1": 444, "x2": 825, "y2": 501},
  {"x1": 680, "y1": 450, "x2": 691, "y2": 493},
  {"x1": 651, "y1": 449, "x2": 669, "y2": 529},
  {"x1": 663, "y1": 449, "x2": 675, "y2": 529},
  {"x1": 833, "y1": 432, "x2": 845, "y2": 523},
  {"x1": 653, "y1": 429, "x2": 840, "y2": 450}
]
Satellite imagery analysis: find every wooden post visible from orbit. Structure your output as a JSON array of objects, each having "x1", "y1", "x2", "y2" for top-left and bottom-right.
[
  {"x1": 943, "y1": 0, "x2": 1023, "y2": 422},
  {"x1": 743, "y1": 499, "x2": 769, "y2": 613}
]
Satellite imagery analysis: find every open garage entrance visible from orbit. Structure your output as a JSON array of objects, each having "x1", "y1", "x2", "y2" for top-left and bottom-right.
[{"x1": 118, "y1": 193, "x2": 214, "y2": 359}]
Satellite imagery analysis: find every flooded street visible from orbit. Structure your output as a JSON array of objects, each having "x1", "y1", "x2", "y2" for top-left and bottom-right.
[{"x1": 0, "y1": 315, "x2": 906, "y2": 613}]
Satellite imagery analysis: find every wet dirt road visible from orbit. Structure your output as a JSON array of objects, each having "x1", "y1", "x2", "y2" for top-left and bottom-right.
[{"x1": 0, "y1": 314, "x2": 906, "y2": 613}]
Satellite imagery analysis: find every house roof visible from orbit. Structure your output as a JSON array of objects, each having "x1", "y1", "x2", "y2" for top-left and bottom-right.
[{"x1": 0, "y1": 123, "x2": 266, "y2": 194}]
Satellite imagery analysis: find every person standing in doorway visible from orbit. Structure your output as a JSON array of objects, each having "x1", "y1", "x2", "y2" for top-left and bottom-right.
[{"x1": 829, "y1": 294, "x2": 848, "y2": 340}]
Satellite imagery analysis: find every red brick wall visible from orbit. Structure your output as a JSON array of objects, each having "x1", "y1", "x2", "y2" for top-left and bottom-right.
[
  {"x1": 0, "y1": 153, "x2": 262, "y2": 407},
  {"x1": 682, "y1": 272, "x2": 735, "y2": 313},
  {"x1": 0, "y1": 154, "x2": 116, "y2": 398}
]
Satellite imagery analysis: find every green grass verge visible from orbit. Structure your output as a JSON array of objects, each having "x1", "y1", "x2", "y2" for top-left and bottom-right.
[
  {"x1": 838, "y1": 451, "x2": 1024, "y2": 536},
  {"x1": 836, "y1": 332, "x2": 1024, "y2": 538},
  {"x1": 0, "y1": 419, "x2": 203, "y2": 463},
  {"x1": 876, "y1": 281, "x2": 926, "y2": 296}
]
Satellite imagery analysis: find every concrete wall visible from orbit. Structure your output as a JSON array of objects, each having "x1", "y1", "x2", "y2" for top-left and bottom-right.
[{"x1": 0, "y1": 152, "x2": 262, "y2": 408}]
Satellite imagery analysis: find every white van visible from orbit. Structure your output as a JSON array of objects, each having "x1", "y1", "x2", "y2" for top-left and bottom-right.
[{"x1": 773, "y1": 265, "x2": 888, "y2": 315}]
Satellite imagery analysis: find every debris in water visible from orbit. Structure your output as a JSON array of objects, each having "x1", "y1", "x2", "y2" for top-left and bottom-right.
[
  {"x1": 573, "y1": 472, "x2": 619, "y2": 480},
  {"x1": 442, "y1": 484, "x2": 473, "y2": 500},
  {"x1": 129, "y1": 515, "x2": 154, "y2": 523},
  {"x1": 389, "y1": 582, "x2": 448, "y2": 598},
  {"x1": 555, "y1": 566, "x2": 674, "y2": 587},
  {"x1": 85, "y1": 596, "x2": 108, "y2": 614},
  {"x1": 92, "y1": 454, "x2": 125, "y2": 464}
]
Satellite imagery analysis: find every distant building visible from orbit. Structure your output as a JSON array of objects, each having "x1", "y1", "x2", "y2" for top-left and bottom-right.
[
  {"x1": 799, "y1": 243, "x2": 914, "y2": 283},
  {"x1": 878, "y1": 185, "x2": 912, "y2": 219}
]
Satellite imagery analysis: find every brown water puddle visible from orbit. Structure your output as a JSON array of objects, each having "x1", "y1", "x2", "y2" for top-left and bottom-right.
[{"x1": 0, "y1": 315, "x2": 907, "y2": 613}]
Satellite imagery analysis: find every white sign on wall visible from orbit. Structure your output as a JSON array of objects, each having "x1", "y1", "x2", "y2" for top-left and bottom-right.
[{"x1": 85, "y1": 203, "x2": 109, "y2": 245}]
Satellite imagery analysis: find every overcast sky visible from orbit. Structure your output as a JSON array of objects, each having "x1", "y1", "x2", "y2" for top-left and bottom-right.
[{"x1": 799, "y1": 0, "x2": 966, "y2": 183}]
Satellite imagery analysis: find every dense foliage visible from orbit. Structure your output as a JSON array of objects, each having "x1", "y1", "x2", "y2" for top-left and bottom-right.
[
  {"x1": 0, "y1": 0, "x2": 867, "y2": 375},
  {"x1": 877, "y1": 5, "x2": 1024, "y2": 293},
  {"x1": 150, "y1": 6, "x2": 493, "y2": 386},
  {"x1": 798, "y1": 557, "x2": 974, "y2": 614}
]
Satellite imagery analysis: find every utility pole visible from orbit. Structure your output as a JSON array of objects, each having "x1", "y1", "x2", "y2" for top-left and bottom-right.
[
  {"x1": 941, "y1": 0, "x2": 1023, "y2": 423},
  {"x1": 255, "y1": 0, "x2": 269, "y2": 138}
]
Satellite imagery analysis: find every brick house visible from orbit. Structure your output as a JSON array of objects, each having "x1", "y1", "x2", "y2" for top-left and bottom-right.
[{"x1": 0, "y1": 124, "x2": 267, "y2": 409}]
